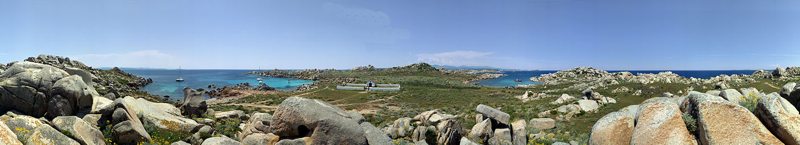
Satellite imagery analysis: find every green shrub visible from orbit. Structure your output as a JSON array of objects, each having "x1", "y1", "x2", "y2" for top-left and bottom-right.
[
  {"x1": 739, "y1": 92, "x2": 760, "y2": 113},
  {"x1": 682, "y1": 112, "x2": 697, "y2": 133},
  {"x1": 214, "y1": 118, "x2": 242, "y2": 138},
  {"x1": 143, "y1": 124, "x2": 192, "y2": 145}
]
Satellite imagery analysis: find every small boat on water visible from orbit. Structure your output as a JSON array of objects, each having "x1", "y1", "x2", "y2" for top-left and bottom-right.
[
  {"x1": 256, "y1": 67, "x2": 264, "y2": 83},
  {"x1": 514, "y1": 79, "x2": 522, "y2": 82},
  {"x1": 176, "y1": 67, "x2": 185, "y2": 82}
]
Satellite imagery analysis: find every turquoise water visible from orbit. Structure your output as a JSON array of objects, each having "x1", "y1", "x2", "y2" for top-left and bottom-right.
[
  {"x1": 476, "y1": 71, "x2": 555, "y2": 88},
  {"x1": 122, "y1": 69, "x2": 313, "y2": 101},
  {"x1": 478, "y1": 70, "x2": 756, "y2": 87}
]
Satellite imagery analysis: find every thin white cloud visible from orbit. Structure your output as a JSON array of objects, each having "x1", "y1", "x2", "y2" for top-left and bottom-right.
[
  {"x1": 75, "y1": 50, "x2": 180, "y2": 68},
  {"x1": 416, "y1": 50, "x2": 494, "y2": 66},
  {"x1": 323, "y1": 2, "x2": 391, "y2": 27},
  {"x1": 321, "y1": 2, "x2": 408, "y2": 44}
]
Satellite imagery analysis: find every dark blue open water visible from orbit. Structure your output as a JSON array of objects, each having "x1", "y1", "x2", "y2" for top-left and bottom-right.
[
  {"x1": 122, "y1": 69, "x2": 313, "y2": 100},
  {"x1": 477, "y1": 70, "x2": 756, "y2": 87}
]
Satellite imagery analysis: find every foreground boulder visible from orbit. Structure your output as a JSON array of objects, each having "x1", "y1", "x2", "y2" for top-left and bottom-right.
[
  {"x1": 682, "y1": 92, "x2": 782, "y2": 145},
  {"x1": 0, "y1": 122, "x2": 22, "y2": 145},
  {"x1": 27, "y1": 124, "x2": 81, "y2": 145},
  {"x1": 361, "y1": 122, "x2": 392, "y2": 145},
  {"x1": 1, "y1": 112, "x2": 48, "y2": 139},
  {"x1": 241, "y1": 133, "x2": 279, "y2": 145},
  {"x1": 271, "y1": 97, "x2": 368, "y2": 144},
  {"x1": 51, "y1": 116, "x2": 105, "y2": 145},
  {"x1": 468, "y1": 119, "x2": 492, "y2": 143},
  {"x1": 108, "y1": 99, "x2": 152, "y2": 144},
  {"x1": 631, "y1": 98, "x2": 697, "y2": 145},
  {"x1": 117, "y1": 96, "x2": 200, "y2": 132},
  {"x1": 756, "y1": 93, "x2": 800, "y2": 145},
  {"x1": 589, "y1": 105, "x2": 637, "y2": 145},
  {"x1": 201, "y1": 136, "x2": 242, "y2": 145}
]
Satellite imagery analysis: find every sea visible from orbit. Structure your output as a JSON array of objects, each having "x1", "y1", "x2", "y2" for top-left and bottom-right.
[
  {"x1": 476, "y1": 70, "x2": 757, "y2": 88},
  {"x1": 122, "y1": 69, "x2": 758, "y2": 98},
  {"x1": 122, "y1": 69, "x2": 313, "y2": 101}
]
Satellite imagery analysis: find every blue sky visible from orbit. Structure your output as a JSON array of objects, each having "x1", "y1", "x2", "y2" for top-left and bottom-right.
[{"x1": 2, "y1": 0, "x2": 800, "y2": 70}]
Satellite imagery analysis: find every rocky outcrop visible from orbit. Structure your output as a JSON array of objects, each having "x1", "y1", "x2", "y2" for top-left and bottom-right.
[
  {"x1": 682, "y1": 92, "x2": 782, "y2": 145},
  {"x1": 632, "y1": 98, "x2": 697, "y2": 145},
  {"x1": 270, "y1": 97, "x2": 368, "y2": 144},
  {"x1": 465, "y1": 104, "x2": 528, "y2": 145},
  {"x1": 756, "y1": 93, "x2": 800, "y2": 145},
  {"x1": 774, "y1": 67, "x2": 788, "y2": 78},
  {"x1": 384, "y1": 117, "x2": 414, "y2": 139},
  {"x1": 23, "y1": 55, "x2": 153, "y2": 100},
  {"x1": 180, "y1": 87, "x2": 208, "y2": 118},
  {"x1": 239, "y1": 112, "x2": 273, "y2": 141},
  {"x1": 589, "y1": 105, "x2": 637, "y2": 145},
  {"x1": 0, "y1": 62, "x2": 95, "y2": 118}
]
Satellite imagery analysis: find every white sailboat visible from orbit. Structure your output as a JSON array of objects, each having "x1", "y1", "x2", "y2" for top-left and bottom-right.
[
  {"x1": 176, "y1": 66, "x2": 185, "y2": 82},
  {"x1": 256, "y1": 66, "x2": 263, "y2": 83}
]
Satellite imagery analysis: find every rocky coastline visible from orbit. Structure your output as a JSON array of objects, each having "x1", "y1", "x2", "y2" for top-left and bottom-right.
[{"x1": 2, "y1": 55, "x2": 799, "y2": 145}]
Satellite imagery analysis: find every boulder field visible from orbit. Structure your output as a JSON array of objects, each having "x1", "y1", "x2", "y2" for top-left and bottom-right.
[{"x1": 590, "y1": 84, "x2": 800, "y2": 145}]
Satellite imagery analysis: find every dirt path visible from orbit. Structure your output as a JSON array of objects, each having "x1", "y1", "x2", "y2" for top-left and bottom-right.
[{"x1": 765, "y1": 82, "x2": 780, "y2": 89}]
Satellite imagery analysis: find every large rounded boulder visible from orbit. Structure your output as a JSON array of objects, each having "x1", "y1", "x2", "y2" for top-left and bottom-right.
[
  {"x1": 270, "y1": 97, "x2": 368, "y2": 145},
  {"x1": 0, "y1": 61, "x2": 100, "y2": 118},
  {"x1": 589, "y1": 105, "x2": 637, "y2": 145},
  {"x1": 756, "y1": 93, "x2": 800, "y2": 145},
  {"x1": 631, "y1": 98, "x2": 697, "y2": 145},
  {"x1": 0, "y1": 62, "x2": 71, "y2": 117},
  {"x1": 682, "y1": 92, "x2": 782, "y2": 145}
]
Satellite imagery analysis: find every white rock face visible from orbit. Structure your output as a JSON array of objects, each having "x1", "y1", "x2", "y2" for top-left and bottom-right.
[
  {"x1": 578, "y1": 100, "x2": 600, "y2": 112},
  {"x1": 551, "y1": 94, "x2": 575, "y2": 105},
  {"x1": 631, "y1": 99, "x2": 697, "y2": 145},
  {"x1": 718, "y1": 89, "x2": 743, "y2": 104},
  {"x1": 117, "y1": 96, "x2": 200, "y2": 132},
  {"x1": 756, "y1": 93, "x2": 800, "y2": 145}
]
